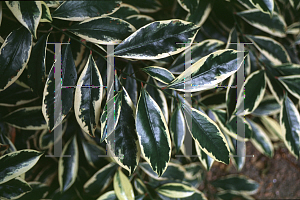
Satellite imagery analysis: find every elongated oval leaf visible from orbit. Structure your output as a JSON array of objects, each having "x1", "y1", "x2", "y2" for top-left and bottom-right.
[
  {"x1": 145, "y1": 78, "x2": 169, "y2": 122},
  {"x1": 246, "y1": 35, "x2": 290, "y2": 65},
  {"x1": 274, "y1": 64, "x2": 300, "y2": 76},
  {"x1": 58, "y1": 135, "x2": 79, "y2": 192},
  {"x1": 278, "y1": 75, "x2": 300, "y2": 100},
  {"x1": 114, "y1": 19, "x2": 200, "y2": 60},
  {"x1": 0, "y1": 177, "x2": 32, "y2": 199},
  {"x1": 167, "y1": 49, "x2": 247, "y2": 92},
  {"x1": 84, "y1": 163, "x2": 118, "y2": 196},
  {"x1": 27, "y1": 33, "x2": 49, "y2": 96},
  {"x1": 42, "y1": 44, "x2": 77, "y2": 131},
  {"x1": 2, "y1": 106, "x2": 47, "y2": 130},
  {"x1": 280, "y1": 96, "x2": 300, "y2": 158},
  {"x1": 252, "y1": 96, "x2": 281, "y2": 116},
  {"x1": 74, "y1": 54, "x2": 103, "y2": 137},
  {"x1": 5, "y1": 1, "x2": 41, "y2": 38},
  {"x1": 237, "y1": 9, "x2": 286, "y2": 38},
  {"x1": 136, "y1": 88, "x2": 171, "y2": 176},
  {"x1": 249, "y1": 0, "x2": 274, "y2": 15},
  {"x1": 217, "y1": 191, "x2": 254, "y2": 200},
  {"x1": 236, "y1": 70, "x2": 266, "y2": 116},
  {"x1": 0, "y1": 150, "x2": 43, "y2": 184},
  {"x1": 17, "y1": 182, "x2": 49, "y2": 200},
  {"x1": 169, "y1": 39, "x2": 225, "y2": 74},
  {"x1": 123, "y1": 0, "x2": 161, "y2": 13},
  {"x1": 81, "y1": 140, "x2": 107, "y2": 169},
  {"x1": 120, "y1": 63, "x2": 138, "y2": 106},
  {"x1": 67, "y1": 16, "x2": 136, "y2": 45},
  {"x1": 156, "y1": 183, "x2": 195, "y2": 198},
  {"x1": 170, "y1": 103, "x2": 185, "y2": 153},
  {"x1": 97, "y1": 191, "x2": 118, "y2": 200},
  {"x1": 134, "y1": 178, "x2": 147, "y2": 194},
  {"x1": 141, "y1": 66, "x2": 175, "y2": 84},
  {"x1": 211, "y1": 174, "x2": 260, "y2": 195},
  {"x1": 226, "y1": 73, "x2": 237, "y2": 122},
  {"x1": 52, "y1": 1, "x2": 121, "y2": 21},
  {"x1": 0, "y1": 27, "x2": 32, "y2": 92},
  {"x1": 106, "y1": 87, "x2": 141, "y2": 175},
  {"x1": 247, "y1": 118, "x2": 274, "y2": 157},
  {"x1": 113, "y1": 169, "x2": 135, "y2": 200},
  {"x1": 181, "y1": 104, "x2": 230, "y2": 164}
]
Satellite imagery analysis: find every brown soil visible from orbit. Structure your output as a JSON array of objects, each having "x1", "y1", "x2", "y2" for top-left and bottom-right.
[{"x1": 206, "y1": 142, "x2": 300, "y2": 199}]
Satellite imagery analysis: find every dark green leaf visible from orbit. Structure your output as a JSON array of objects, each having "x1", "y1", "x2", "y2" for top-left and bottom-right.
[
  {"x1": 0, "y1": 177, "x2": 32, "y2": 199},
  {"x1": 170, "y1": 103, "x2": 185, "y2": 153},
  {"x1": 42, "y1": 44, "x2": 77, "y2": 131},
  {"x1": 5, "y1": 1, "x2": 41, "y2": 38},
  {"x1": 114, "y1": 19, "x2": 200, "y2": 60},
  {"x1": 249, "y1": 0, "x2": 274, "y2": 15},
  {"x1": 113, "y1": 168, "x2": 135, "y2": 200},
  {"x1": 278, "y1": 75, "x2": 300, "y2": 100},
  {"x1": 125, "y1": 14, "x2": 154, "y2": 29},
  {"x1": 0, "y1": 27, "x2": 32, "y2": 91},
  {"x1": 52, "y1": 1, "x2": 122, "y2": 21},
  {"x1": 67, "y1": 16, "x2": 136, "y2": 45},
  {"x1": 141, "y1": 66, "x2": 175, "y2": 84},
  {"x1": 0, "y1": 150, "x2": 43, "y2": 184},
  {"x1": 74, "y1": 54, "x2": 103, "y2": 137},
  {"x1": 136, "y1": 88, "x2": 171, "y2": 176}
]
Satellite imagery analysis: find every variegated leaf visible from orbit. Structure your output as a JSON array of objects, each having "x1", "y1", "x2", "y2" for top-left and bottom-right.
[
  {"x1": 17, "y1": 182, "x2": 49, "y2": 200},
  {"x1": 52, "y1": 1, "x2": 121, "y2": 21},
  {"x1": 39, "y1": 122, "x2": 67, "y2": 150},
  {"x1": 274, "y1": 64, "x2": 300, "y2": 76},
  {"x1": 249, "y1": 0, "x2": 274, "y2": 15},
  {"x1": 27, "y1": 33, "x2": 49, "y2": 96},
  {"x1": 113, "y1": 168, "x2": 135, "y2": 200},
  {"x1": 123, "y1": 0, "x2": 161, "y2": 13},
  {"x1": 280, "y1": 96, "x2": 300, "y2": 158},
  {"x1": 136, "y1": 88, "x2": 171, "y2": 176},
  {"x1": 224, "y1": 134, "x2": 245, "y2": 171},
  {"x1": 259, "y1": 116, "x2": 283, "y2": 141},
  {"x1": 5, "y1": 1, "x2": 41, "y2": 38},
  {"x1": 2, "y1": 106, "x2": 47, "y2": 130},
  {"x1": 0, "y1": 87, "x2": 37, "y2": 107},
  {"x1": 114, "y1": 19, "x2": 200, "y2": 60},
  {"x1": 170, "y1": 102, "x2": 185, "y2": 153},
  {"x1": 97, "y1": 191, "x2": 118, "y2": 200},
  {"x1": 81, "y1": 140, "x2": 107, "y2": 169},
  {"x1": 211, "y1": 174, "x2": 260, "y2": 195},
  {"x1": 139, "y1": 162, "x2": 186, "y2": 181},
  {"x1": 0, "y1": 177, "x2": 32, "y2": 199},
  {"x1": 247, "y1": 118, "x2": 274, "y2": 157},
  {"x1": 0, "y1": 150, "x2": 43, "y2": 184},
  {"x1": 100, "y1": 90, "x2": 122, "y2": 142},
  {"x1": 252, "y1": 96, "x2": 281, "y2": 116},
  {"x1": 181, "y1": 104, "x2": 230, "y2": 164},
  {"x1": 42, "y1": 44, "x2": 77, "y2": 131},
  {"x1": 58, "y1": 135, "x2": 79, "y2": 192},
  {"x1": 212, "y1": 109, "x2": 252, "y2": 141},
  {"x1": 265, "y1": 71, "x2": 285, "y2": 103},
  {"x1": 84, "y1": 163, "x2": 118, "y2": 196},
  {"x1": 195, "y1": 140, "x2": 214, "y2": 171},
  {"x1": 125, "y1": 14, "x2": 154, "y2": 29},
  {"x1": 226, "y1": 73, "x2": 237, "y2": 121},
  {"x1": 169, "y1": 39, "x2": 225, "y2": 74},
  {"x1": 246, "y1": 35, "x2": 290, "y2": 65},
  {"x1": 236, "y1": 70, "x2": 266, "y2": 116},
  {"x1": 278, "y1": 75, "x2": 300, "y2": 100},
  {"x1": 120, "y1": 63, "x2": 138, "y2": 106},
  {"x1": 156, "y1": 183, "x2": 195, "y2": 198},
  {"x1": 217, "y1": 191, "x2": 255, "y2": 200},
  {"x1": 108, "y1": 3, "x2": 140, "y2": 19},
  {"x1": 74, "y1": 54, "x2": 103, "y2": 137},
  {"x1": 287, "y1": 22, "x2": 300, "y2": 34},
  {"x1": 40, "y1": 1, "x2": 52, "y2": 22},
  {"x1": 167, "y1": 50, "x2": 247, "y2": 92},
  {"x1": 67, "y1": 16, "x2": 136, "y2": 45},
  {"x1": 145, "y1": 77, "x2": 169, "y2": 122},
  {"x1": 134, "y1": 178, "x2": 147, "y2": 194},
  {"x1": 178, "y1": 0, "x2": 212, "y2": 27},
  {"x1": 237, "y1": 9, "x2": 286, "y2": 38},
  {"x1": 0, "y1": 27, "x2": 32, "y2": 92},
  {"x1": 141, "y1": 66, "x2": 175, "y2": 84},
  {"x1": 106, "y1": 87, "x2": 141, "y2": 175}
]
